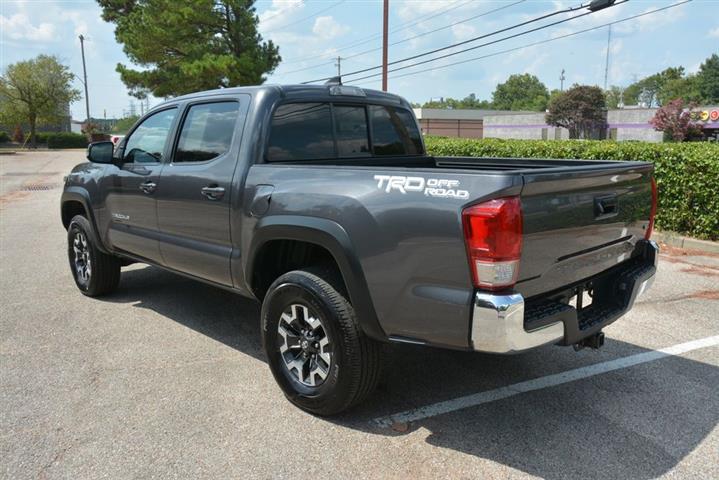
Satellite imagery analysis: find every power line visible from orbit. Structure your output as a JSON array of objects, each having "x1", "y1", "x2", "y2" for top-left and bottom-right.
[
  {"x1": 276, "y1": 0, "x2": 526, "y2": 77},
  {"x1": 275, "y1": 0, "x2": 475, "y2": 68},
  {"x1": 258, "y1": 0, "x2": 305, "y2": 25},
  {"x1": 353, "y1": 1, "x2": 693, "y2": 86},
  {"x1": 262, "y1": 0, "x2": 346, "y2": 34},
  {"x1": 343, "y1": 0, "x2": 527, "y2": 62},
  {"x1": 278, "y1": 60, "x2": 336, "y2": 76},
  {"x1": 332, "y1": 1, "x2": 633, "y2": 84},
  {"x1": 346, "y1": 8, "x2": 601, "y2": 83},
  {"x1": 303, "y1": 0, "x2": 618, "y2": 84}
]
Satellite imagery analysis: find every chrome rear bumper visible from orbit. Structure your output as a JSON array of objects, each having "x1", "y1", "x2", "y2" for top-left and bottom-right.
[
  {"x1": 471, "y1": 293, "x2": 564, "y2": 353},
  {"x1": 471, "y1": 240, "x2": 659, "y2": 354}
]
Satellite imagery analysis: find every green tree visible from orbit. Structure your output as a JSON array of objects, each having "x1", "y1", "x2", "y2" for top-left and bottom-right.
[
  {"x1": 604, "y1": 86, "x2": 624, "y2": 109},
  {"x1": 112, "y1": 115, "x2": 140, "y2": 134},
  {"x1": 421, "y1": 93, "x2": 493, "y2": 109},
  {"x1": 657, "y1": 75, "x2": 703, "y2": 105},
  {"x1": 0, "y1": 55, "x2": 80, "y2": 148},
  {"x1": 623, "y1": 67, "x2": 684, "y2": 107},
  {"x1": 97, "y1": 0, "x2": 281, "y2": 98},
  {"x1": 491, "y1": 74, "x2": 549, "y2": 111},
  {"x1": 696, "y1": 53, "x2": 719, "y2": 103},
  {"x1": 545, "y1": 85, "x2": 607, "y2": 139}
]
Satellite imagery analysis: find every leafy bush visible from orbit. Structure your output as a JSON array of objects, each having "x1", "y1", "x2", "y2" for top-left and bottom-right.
[
  {"x1": 34, "y1": 132, "x2": 50, "y2": 144},
  {"x1": 46, "y1": 132, "x2": 88, "y2": 149},
  {"x1": 0, "y1": 131, "x2": 9, "y2": 143},
  {"x1": 424, "y1": 137, "x2": 719, "y2": 240}
]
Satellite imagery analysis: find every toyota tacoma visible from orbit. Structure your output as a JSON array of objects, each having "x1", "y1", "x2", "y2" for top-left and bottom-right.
[{"x1": 61, "y1": 83, "x2": 658, "y2": 415}]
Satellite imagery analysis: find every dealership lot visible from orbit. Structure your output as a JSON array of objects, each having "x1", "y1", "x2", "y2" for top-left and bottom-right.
[{"x1": 1, "y1": 150, "x2": 717, "y2": 479}]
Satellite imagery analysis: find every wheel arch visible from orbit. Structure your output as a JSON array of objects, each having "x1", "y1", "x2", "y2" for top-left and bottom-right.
[
  {"x1": 246, "y1": 215, "x2": 387, "y2": 342},
  {"x1": 61, "y1": 188, "x2": 110, "y2": 254}
]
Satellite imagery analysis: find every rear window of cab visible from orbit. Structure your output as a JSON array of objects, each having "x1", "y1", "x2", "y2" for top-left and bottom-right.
[{"x1": 266, "y1": 102, "x2": 423, "y2": 162}]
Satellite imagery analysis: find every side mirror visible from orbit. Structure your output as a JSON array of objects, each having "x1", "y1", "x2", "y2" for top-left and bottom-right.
[{"x1": 86, "y1": 141, "x2": 114, "y2": 164}]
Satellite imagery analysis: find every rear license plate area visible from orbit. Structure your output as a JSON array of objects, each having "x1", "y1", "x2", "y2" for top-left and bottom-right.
[{"x1": 569, "y1": 287, "x2": 593, "y2": 310}]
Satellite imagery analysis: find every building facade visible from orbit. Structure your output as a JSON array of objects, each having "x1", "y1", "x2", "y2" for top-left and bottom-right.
[
  {"x1": 413, "y1": 108, "x2": 533, "y2": 139},
  {"x1": 429, "y1": 106, "x2": 719, "y2": 142}
]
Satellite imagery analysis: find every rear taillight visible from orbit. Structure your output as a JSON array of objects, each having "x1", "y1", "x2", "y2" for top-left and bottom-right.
[
  {"x1": 645, "y1": 177, "x2": 657, "y2": 240},
  {"x1": 462, "y1": 196, "x2": 522, "y2": 291}
]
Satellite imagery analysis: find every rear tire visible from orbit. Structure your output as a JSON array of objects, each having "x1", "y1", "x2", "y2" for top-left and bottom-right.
[
  {"x1": 67, "y1": 215, "x2": 121, "y2": 296},
  {"x1": 261, "y1": 269, "x2": 381, "y2": 415}
]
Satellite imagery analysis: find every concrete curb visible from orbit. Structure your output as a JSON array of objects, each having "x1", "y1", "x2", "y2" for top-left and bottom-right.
[{"x1": 653, "y1": 231, "x2": 719, "y2": 255}]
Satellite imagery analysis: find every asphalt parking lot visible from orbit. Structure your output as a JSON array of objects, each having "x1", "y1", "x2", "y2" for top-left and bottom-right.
[{"x1": 1, "y1": 150, "x2": 718, "y2": 479}]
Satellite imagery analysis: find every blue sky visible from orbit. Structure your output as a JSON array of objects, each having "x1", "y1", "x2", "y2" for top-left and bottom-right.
[{"x1": 1, "y1": 0, "x2": 717, "y2": 120}]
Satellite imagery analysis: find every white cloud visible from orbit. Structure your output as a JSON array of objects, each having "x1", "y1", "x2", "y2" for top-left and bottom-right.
[
  {"x1": 636, "y1": 5, "x2": 684, "y2": 32},
  {"x1": 451, "y1": 23, "x2": 476, "y2": 40},
  {"x1": 523, "y1": 52, "x2": 550, "y2": 76},
  {"x1": 60, "y1": 11, "x2": 89, "y2": 38},
  {"x1": 614, "y1": 4, "x2": 686, "y2": 35},
  {"x1": 709, "y1": 26, "x2": 719, "y2": 38},
  {"x1": 396, "y1": 0, "x2": 457, "y2": 22},
  {"x1": 0, "y1": 13, "x2": 55, "y2": 41},
  {"x1": 258, "y1": 0, "x2": 304, "y2": 32},
  {"x1": 312, "y1": 16, "x2": 349, "y2": 40}
]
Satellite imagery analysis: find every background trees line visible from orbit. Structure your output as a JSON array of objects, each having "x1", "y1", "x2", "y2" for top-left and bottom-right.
[
  {"x1": 2, "y1": 0, "x2": 715, "y2": 147},
  {"x1": 416, "y1": 53, "x2": 719, "y2": 112},
  {"x1": 1, "y1": 0, "x2": 279, "y2": 146}
]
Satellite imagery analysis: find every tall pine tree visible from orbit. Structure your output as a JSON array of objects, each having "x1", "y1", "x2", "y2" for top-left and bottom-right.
[{"x1": 97, "y1": 0, "x2": 281, "y2": 98}]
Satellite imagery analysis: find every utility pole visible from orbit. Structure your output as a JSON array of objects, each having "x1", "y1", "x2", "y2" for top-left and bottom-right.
[
  {"x1": 382, "y1": 0, "x2": 389, "y2": 92},
  {"x1": 335, "y1": 56, "x2": 341, "y2": 77},
  {"x1": 78, "y1": 34, "x2": 90, "y2": 122},
  {"x1": 603, "y1": 25, "x2": 611, "y2": 90},
  {"x1": 560, "y1": 69, "x2": 566, "y2": 91}
]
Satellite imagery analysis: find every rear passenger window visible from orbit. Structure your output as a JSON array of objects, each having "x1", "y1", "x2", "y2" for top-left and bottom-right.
[
  {"x1": 175, "y1": 102, "x2": 239, "y2": 162},
  {"x1": 334, "y1": 105, "x2": 370, "y2": 157},
  {"x1": 267, "y1": 103, "x2": 335, "y2": 161},
  {"x1": 369, "y1": 105, "x2": 422, "y2": 156}
]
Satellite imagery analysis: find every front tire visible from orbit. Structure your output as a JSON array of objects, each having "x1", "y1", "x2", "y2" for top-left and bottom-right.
[
  {"x1": 67, "y1": 215, "x2": 121, "y2": 296},
  {"x1": 261, "y1": 269, "x2": 381, "y2": 415}
]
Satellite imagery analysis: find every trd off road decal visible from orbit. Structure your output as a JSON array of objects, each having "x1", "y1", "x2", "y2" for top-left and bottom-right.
[{"x1": 373, "y1": 175, "x2": 469, "y2": 200}]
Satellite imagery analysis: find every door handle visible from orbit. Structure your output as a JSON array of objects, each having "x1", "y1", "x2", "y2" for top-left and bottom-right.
[
  {"x1": 594, "y1": 195, "x2": 618, "y2": 219},
  {"x1": 139, "y1": 181, "x2": 157, "y2": 194},
  {"x1": 201, "y1": 186, "x2": 225, "y2": 200}
]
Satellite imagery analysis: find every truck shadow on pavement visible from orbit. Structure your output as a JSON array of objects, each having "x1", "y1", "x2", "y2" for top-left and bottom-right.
[{"x1": 110, "y1": 265, "x2": 718, "y2": 480}]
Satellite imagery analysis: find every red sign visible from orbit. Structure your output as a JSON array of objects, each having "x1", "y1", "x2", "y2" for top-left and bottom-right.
[{"x1": 710, "y1": 110, "x2": 719, "y2": 122}]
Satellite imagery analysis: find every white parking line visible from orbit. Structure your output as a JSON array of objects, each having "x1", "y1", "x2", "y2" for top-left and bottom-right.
[{"x1": 373, "y1": 335, "x2": 719, "y2": 427}]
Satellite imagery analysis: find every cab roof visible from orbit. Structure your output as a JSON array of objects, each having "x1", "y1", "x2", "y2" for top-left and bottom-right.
[{"x1": 161, "y1": 83, "x2": 408, "y2": 107}]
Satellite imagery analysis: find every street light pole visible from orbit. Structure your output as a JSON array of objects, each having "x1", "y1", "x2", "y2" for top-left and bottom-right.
[
  {"x1": 382, "y1": 0, "x2": 389, "y2": 92},
  {"x1": 79, "y1": 34, "x2": 90, "y2": 122}
]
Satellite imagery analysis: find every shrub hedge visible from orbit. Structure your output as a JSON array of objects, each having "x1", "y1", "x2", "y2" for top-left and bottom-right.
[
  {"x1": 46, "y1": 132, "x2": 88, "y2": 149},
  {"x1": 424, "y1": 137, "x2": 719, "y2": 240},
  {"x1": 0, "y1": 131, "x2": 10, "y2": 143}
]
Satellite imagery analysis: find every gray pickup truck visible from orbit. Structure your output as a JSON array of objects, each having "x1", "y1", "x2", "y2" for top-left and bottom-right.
[{"x1": 61, "y1": 83, "x2": 658, "y2": 415}]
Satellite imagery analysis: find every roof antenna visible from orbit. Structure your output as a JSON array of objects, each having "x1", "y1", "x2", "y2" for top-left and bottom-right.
[{"x1": 325, "y1": 76, "x2": 342, "y2": 86}]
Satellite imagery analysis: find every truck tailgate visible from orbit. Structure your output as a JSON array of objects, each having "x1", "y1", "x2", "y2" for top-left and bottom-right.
[{"x1": 516, "y1": 162, "x2": 654, "y2": 299}]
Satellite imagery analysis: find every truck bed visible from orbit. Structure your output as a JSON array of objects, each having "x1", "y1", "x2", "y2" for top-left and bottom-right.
[{"x1": 247, "y1": 154, "x2": 653, "y2": 349}]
